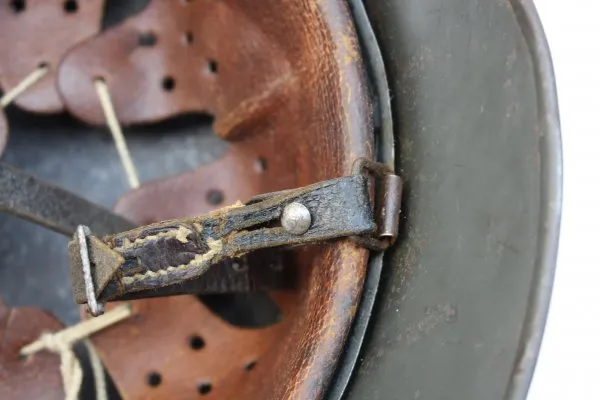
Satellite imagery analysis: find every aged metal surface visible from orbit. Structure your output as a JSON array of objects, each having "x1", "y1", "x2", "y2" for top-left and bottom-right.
[
  {"x1": 281, "y1": 202, "x2": 312, "y2": 235},
  {"x1": 0, "y1": 299, "x2": 64, "y2": 400},
  {"x1": 326, "y1": 0, "x2": 395, "y2": 396},
  {"x1": 346, "y1": 0, "x2": 561, "y2": 399},
  {"x1": 349, "y1": 158, "x2": 402, "y2": 251},
  {"x1": 75, "y1": 225, "x2": 104, "y2": 316},
  {"x1": 378, "y1": 174, "x2": 403, "y2": 239},
  {"x1": 0, "y1": 0, "x2": 105, "y2": 113}
]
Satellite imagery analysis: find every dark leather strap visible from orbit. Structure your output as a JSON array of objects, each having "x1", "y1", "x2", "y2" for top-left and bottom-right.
[
  {"x1": 69, "y1": 174, "x2": 377, "y2": 307},
  {"x1": 112, "y1": 250, "x2": 294, "y2": 301},
  {"x1": 0, "y1": 162, "x2": 133, "y2": 236},
  {"x1": 0, "y1": 162, "x2": 294, "y2": 301}
]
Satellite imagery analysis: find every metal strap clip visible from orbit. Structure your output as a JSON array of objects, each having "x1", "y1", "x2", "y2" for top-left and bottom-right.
[
  {"x1": 352, "y1": 158, "x2": 403, "y2": 251},
  {"x1": 76, "y1": 225, "x2": 104, "y2": 316}
]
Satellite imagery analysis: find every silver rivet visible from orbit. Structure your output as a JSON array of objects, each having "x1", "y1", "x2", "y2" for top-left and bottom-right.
[{"x1": 281, "y1": 202, "x2": 311, "y2": 235}]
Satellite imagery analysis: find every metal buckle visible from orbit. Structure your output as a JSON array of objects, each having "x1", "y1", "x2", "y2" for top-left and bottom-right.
[
  {"x1": 352, "y1": 158, "x2": 403, "y2": 251},
  {"x1": 76, "y1": 224, "x2": 105, "y2": 316}
]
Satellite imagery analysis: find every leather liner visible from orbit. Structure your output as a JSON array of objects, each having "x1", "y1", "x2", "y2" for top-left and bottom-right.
[
  {"x1": 0, "y1": 300, "x2": 64, "y2": 400},
  {"x1": 65, "y1": 0, "x2": 373, "y2": 398},
  {"x1": 0, "y1": 0, "x2": 374, "y2": 398}
]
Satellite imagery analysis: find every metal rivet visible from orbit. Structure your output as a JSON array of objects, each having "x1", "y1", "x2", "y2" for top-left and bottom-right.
[
  {"x1": 281, "y1": 202, "x2": 311, "y2": 235},
  {"x1": 76, "y1": 225, "x2": 104, "y2": 317}
]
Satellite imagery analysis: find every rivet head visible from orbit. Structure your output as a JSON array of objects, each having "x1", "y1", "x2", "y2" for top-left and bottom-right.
[{"x1": 281, "y1": 202, "x2": 311, "y2": 235}]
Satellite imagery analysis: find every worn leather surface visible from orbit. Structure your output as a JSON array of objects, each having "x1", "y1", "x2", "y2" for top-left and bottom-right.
[
  {"x1": 92, "y1": 292, "x2": 300, "y2": 399},
  {"x1": 115, "y1": 250, "x2": 296, "y2": 301},
  {"x1": 69, "y1": 175, "x2": 375, "y2": 303},
  {"x1": 63, "y1": 0, "x2": 373, "y2": 399},
  {"x1": 0, "y1": 162, "x2": 134, "y2": 237},
  {"x1": 0, "y1": 299, "x2": 64, "y2": 400},
  {"x1": 115, "y1": 147, "x2": 261, "y2": 223},
  {"x1": 0, "y1": 0, "x2": 104, "y2": 113},
  {"x1": 58, "y1": 0, "x2": 289, "y2": 127}
]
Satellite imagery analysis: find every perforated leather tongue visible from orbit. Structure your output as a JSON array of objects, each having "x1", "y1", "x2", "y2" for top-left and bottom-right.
[
  {"x1": 0, "y1": 300, "x2": 64, "y2": 400},
  {"x1": 0, "y1": 0, "x2": 104, "y2": 113},
  {"x1": 57, "y1": 0, "x2": 290, "y2": 128},
  {"x1": 91, "y1": 293, "x2": 300, "y2": 399}
]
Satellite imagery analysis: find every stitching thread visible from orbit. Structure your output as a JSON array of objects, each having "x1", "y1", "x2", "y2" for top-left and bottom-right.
[
  {"x1": 114, "y1": 226, "x2": 192, "y2": 251},
  {"x1": 120, "y1": 238, "x2": 223, "y2": 284}
]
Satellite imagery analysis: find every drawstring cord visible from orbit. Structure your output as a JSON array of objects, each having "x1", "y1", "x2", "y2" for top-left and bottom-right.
[
  {"x1": 0, "y1": 65, "x2": 49, "y2": 108},
  {"x1": 20, "y1": 304, "x2": 132, "y2": 400},
  {"x1": 2, "y1": 55, "x2": 139, "y2": 400},
  {"x1": 95, "y1": 79, "x2": 140, "y2": 189}
]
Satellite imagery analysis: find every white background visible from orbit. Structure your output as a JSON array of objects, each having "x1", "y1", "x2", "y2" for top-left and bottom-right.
[{"x1": 528, "y1": 1, "x2": 600, "y2": 399}]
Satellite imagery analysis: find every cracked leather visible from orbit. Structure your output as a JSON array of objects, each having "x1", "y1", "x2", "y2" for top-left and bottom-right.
[
  {"x1": 0, "y1": 162, "x2": 292, "y2": 295},
  {"x1": 69, "y1": 174, "x2": 375, "y2": 304},
  {"x1": 115, "y1": 249, "x2": 295, "y2": 301}
]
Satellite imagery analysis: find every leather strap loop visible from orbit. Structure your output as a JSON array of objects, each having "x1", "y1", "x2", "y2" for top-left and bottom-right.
[{"x1": 69, "y1": 174, "x2": 377, "y2": 307}]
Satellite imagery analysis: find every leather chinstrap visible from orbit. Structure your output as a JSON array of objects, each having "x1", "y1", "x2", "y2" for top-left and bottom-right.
[{"x1": 69, "y1": 174, "x2": 376, "y2": 304}]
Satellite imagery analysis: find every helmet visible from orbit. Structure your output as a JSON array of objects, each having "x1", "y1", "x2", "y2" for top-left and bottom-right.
[{"x1": 0, "y1": 0, "x2": 561, "y2": 399}]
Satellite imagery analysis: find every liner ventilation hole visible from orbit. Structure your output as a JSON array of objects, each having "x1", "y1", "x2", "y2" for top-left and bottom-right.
[
  {"x1": 208, "y1": 60, "x2": 218, "y2": 74},
  {"x1": 10, "y1": 0, "x2": 25, "y2": 13},
  {"x1": 206, "y1": 189, "x2": 224, "y2": 205},
  {"x1": 147, "y1": 372, "x2": 162, "y2": 387},
  {"x1": 189, "y1": 335, "x2": 205, "y2": 350},
  {"x1": 162, "y1": 76, "x2": 176, "y2": 92},
  {"x1": 139, "y1": 31, "x2": 158, "y2": 47},
  {"x1": 245, "y1": 360, "x2": 257, "y2": 371},
  {"x1": 197, "y1": 382, "x2": 212, "y2": 395},
  {"x1": 64, "y1": 0, "x2": 78, "y2": 13}
]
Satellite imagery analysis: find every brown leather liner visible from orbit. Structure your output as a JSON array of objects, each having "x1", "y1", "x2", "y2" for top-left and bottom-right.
[
  {"x1": 0, "y1": 299, "x2": 64, "y2": 400},
  {"x1": 0, "y1": 0, "x2": 104, "y2": 113},
  {"x1": 95, "y1": 293, "x2": 301, "y2": 399},
  {"x1": 60, "y1": 0, "x2": 373, "y2": 398},
  {"x1": 58, "y1": 0, "x2": 290, "y2": 127}
]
